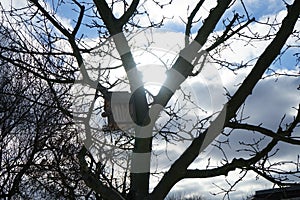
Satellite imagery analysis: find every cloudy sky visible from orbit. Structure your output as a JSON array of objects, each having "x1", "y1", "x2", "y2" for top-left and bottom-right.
[{"x1": 2, "y1": 0, "x2": 300, "y2": 199}]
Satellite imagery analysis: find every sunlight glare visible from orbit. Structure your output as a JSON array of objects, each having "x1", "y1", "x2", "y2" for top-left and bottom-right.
[{"x1": 134, "y1": 49, "x2": 175, "y2": 96}]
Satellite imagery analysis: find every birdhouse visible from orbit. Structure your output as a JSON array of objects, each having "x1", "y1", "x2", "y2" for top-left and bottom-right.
[{"x1": 102, "y1": 91, "x2": 136, "y2": 131}]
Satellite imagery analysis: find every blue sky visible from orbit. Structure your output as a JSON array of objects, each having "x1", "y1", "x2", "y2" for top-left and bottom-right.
[
  {"x1": 41, "y1": 0, "x2": 300, "y2": 199},
  {"x1": 2, "y1": 0, "x2": 299, "y2": 199},
  {"x1": 44, "y1": 0, "x2": 298, "y2": 70}
]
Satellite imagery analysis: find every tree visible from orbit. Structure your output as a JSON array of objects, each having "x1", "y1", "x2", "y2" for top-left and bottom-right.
[
  {"x1": 0, "y1": 24, "x2": 92, "y2": 198},
  {"x1": 0, "y1": 0, "x2": 299, "y2": 199}
]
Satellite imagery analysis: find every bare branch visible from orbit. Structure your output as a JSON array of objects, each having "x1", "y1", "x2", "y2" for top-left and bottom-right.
[
  {"x1": 206, "y1": 14, "x2": 255, "y2": 52},
  {"x1": 185, "y1": 138, "x2": 278, "y2": 178},
  {"x1": 185, "y1": 0, "x2": 205, "y2": 46},
  {"x1": 71, "y1": 0, "x2": 85, "y2": 36},
  {"x1": 227, "y1": 122, "x2": 300, "y2": 145},
  {"x1": 150, "y1": 1, "x2": 300, "y2": 199},
  {"x1": 77, "y1": 147, "x2": 126, "y2": 200},
  {"x1": 29, "y1": 0, "x2": 71, "y2": 37},
  {"x1": 118, "y1": 0, "x2": 140, "y2": 26},
  {"x1": 226, "y1": 0, "x2": 300, "y2": 121}
]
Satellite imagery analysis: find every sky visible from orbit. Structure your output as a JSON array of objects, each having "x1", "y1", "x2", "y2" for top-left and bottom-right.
[{"x1": 1, "y1": 0, "x2": 300, "y2": 199}]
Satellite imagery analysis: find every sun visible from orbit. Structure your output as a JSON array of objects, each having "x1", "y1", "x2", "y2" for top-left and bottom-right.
[
  {"x1": 138, "y1": 64, "x2": 167, "y2": 96},
  {"x1": 134, "y1": 49, "x2": 176, "y2": 96}
]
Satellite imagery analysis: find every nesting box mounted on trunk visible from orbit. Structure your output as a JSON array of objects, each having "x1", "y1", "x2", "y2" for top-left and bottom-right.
[{"x1": 101, "y1": 91, "x2": 136, "y2": 131}]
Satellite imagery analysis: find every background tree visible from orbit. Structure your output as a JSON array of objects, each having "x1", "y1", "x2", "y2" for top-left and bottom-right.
[
  {"x1": 0, "y1": 0, "x2": 299, "y2": 200},
  {"x1": 0, "y1": 22, "x2": 95, "y2": 199}
]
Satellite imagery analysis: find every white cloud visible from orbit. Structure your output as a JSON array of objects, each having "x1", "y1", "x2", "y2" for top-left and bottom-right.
[
  {"x1": 129, "y1": 0, "x2": 216, "y2": 30},
  {"x1": 0, "y1": 0, "x2": 28, "y2": 28},
  {"x1": 2, "y1": 1, "x2": 298, "y2": 199},
  {"x1": 166, "y1": 170, "x2": 272, "y2": 200},
  {"x1": 159, "y1": 66, "x2": 299, "y2": 199},
  {"x1": 0, "y1": 0, "x2": 28, "y2": 10},
  {"x1": 210, "y1": 9, "x2": 289, "y2": 68},
  {"x1": 71, "y1": 2, "x2": 300, "y2": 199},
  {"x1": 97, "y1": 6, "x2": 299, "y2": 198}
]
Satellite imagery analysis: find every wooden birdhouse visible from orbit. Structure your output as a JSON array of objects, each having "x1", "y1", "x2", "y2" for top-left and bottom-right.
[{"x1": 102, "y1": 91, "x2": 136, "y2": 131}]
